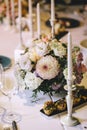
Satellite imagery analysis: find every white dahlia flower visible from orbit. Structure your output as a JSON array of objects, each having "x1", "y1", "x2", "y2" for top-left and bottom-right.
[{"x1": 36, "y1": 55, "x2": 60, "y2": 80}]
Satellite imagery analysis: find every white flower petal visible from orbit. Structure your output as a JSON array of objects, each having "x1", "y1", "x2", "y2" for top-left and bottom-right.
[
  {"x1": 36, "y1": 55, "x2": 60, "y2": 79},
  {"x1": 25, "y1": 72, "x2": 43, "y2": 90}
]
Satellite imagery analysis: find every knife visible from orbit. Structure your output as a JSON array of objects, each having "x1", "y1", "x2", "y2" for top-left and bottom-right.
[{"x1": 12, "y1": 121, "x2": 18, "y2": 130}]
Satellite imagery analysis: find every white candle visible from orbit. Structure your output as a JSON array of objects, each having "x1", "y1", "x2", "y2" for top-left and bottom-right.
[
  {"x1": 51, "y1": 0, "x2": 55, "y2": 21},
  {"x1": 51, "y1": 0, "x2": 55, "y2": 38},
  {"x1": 5, "y1": 0, "x2": 10, "y2": 25},
  {"x1": 37, "y1": 3, "x2": 41, "y2": 39},
  {"x1": 18, "y1": 0, "x2": 24, "y2": 48},
  {"x1": 11, "y1": 0, "x2": 15, "y2": 25},
  {"x1": 18, "y1": 0, "x2": 22, "y2": 26},
  {"x1": 67, "y1": 32, "x2": 72, "y2": 81},
  {"x1": 28, "y1": 0, "x2": 33, "y2": 38}
]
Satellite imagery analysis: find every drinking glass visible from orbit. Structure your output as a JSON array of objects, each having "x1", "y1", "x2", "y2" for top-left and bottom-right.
[
  {"x1": 0, "y1": 64, "x2": 21, "y2": 124},
  {"x1": 0, "y1": 64, "x2": 5, "y2": 116}
]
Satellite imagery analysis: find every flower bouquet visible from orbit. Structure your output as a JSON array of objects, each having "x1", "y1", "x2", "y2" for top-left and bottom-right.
[{"x1": 14, "y1": 34, "x2": 87, "y2": 99}]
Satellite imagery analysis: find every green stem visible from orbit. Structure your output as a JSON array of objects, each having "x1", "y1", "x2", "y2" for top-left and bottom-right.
[{"x1": 48, "y1": 93, "x2": 53, "y2": 101}]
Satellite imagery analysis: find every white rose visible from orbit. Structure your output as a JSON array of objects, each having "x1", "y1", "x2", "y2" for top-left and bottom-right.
[
  {"x1": 19, "y1": 53, "x2": 33, "y2": 71},
  {"x1": 15, "y1": 72, "x2": 25, "y2": 90},
  {"x1": 53, "y1": 44, "x2": 66, "y2": 57},
  {"x1": 24, "y1": 72, "x2": 43, "y2": 90},
  {"x1": 50, "y1": 40, "x2": 66, "y2": 57},
  {"x1": 35, "y1": 41, "x2": 49, "y2": 57}
]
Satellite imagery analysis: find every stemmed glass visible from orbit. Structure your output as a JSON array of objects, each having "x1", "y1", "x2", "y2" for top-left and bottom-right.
[
  {"x1": 0, "y1": 64, "x2": 5, "y2": 116},
  {"x1": 0, "y1": 63, "x2": 21, "y2": 124}
]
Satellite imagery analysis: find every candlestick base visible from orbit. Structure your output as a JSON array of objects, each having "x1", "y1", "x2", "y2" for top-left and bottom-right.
[
  {"x1": 61, "y1": 116, "x2": 80, "y2": 126},
  {"x1": 14, "y1": 49, "x2": 24, "y2": 63},
  {"x1": 4, "y1": 25, "x2": 12, "y2": 31},
  {"x1": 18, "y1": 42, "x2": 26, "y2": 50}
]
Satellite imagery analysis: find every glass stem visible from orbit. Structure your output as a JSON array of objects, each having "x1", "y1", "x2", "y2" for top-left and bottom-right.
[{"x1": 8, "y1": 94, "x2": 13, "y2": 114}]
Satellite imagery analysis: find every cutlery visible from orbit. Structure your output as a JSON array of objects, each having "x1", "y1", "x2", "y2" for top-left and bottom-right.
[{"x1": 12, "y1": 121, "x2": 18, "y2": 130}]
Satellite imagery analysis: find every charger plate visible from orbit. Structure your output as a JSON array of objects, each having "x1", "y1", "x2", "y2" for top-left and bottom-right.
[
  {"x1": 46, "y1": 17, "x2": 80, "y2": 28},
  {"x1": 0, "y1": 55, "x2": 11, "y2": 70},
  {"x1": 55, "y1": 31, "x2": 68, "y2": 40}
]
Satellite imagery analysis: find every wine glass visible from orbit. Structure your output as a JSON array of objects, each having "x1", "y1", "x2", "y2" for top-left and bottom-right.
[
  {"x1": 0, "y1": 64, "x2": 21, "y2": 124},
  {"x1": 0, "y1": 64, "x2": 5, "y2": 116}
]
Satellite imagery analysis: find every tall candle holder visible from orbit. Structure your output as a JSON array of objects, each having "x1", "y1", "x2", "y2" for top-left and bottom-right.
[
  {"x1": 50, "y1": 19, "x2": 56, "y2": 39},
  {"x1": 61, "y1": 32, "x2": 79, "y2": 126},
  {"x1": 60, "y1": 79, "x2": 79, "y2": 126},
  {"x1": 18, "y1": 22, "x2": 25, "y2": 49},
  {"x1": 18, "y1": 0, "x2": 25, "y2": 49},
  {"x1": 14, "y1": 21, "x2": 25, "y2": 64}
]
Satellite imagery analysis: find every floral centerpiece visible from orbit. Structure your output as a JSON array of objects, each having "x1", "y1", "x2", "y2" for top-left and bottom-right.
[{"x1": 14, "y1": 34, "x2": 87, "y2": 99}]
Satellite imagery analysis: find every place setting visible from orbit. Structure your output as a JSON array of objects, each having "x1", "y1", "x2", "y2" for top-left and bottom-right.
[
  {"x1": 45, "y1": 13, "x2": 82, "y2": 40},
  {"x1": 46, "y1": 16, "x2": 81, "y2": 28}
]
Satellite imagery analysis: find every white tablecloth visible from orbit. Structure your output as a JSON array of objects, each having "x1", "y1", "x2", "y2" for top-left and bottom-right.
[{"x1": 0, "y1": 8, "x2": 87, "y2": 130}]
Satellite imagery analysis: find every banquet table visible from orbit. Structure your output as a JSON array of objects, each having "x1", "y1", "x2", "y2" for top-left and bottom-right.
[{"x1": 0, "y1": 5, "x2": 87, "y2": 130}]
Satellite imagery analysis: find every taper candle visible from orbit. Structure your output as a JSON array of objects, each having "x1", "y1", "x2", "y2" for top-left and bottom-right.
[
  {"x1": 18, "y1": 0, "x2": 22, "y2": 42},
  {"x1": 67, "y1": 32, "x2": 72, "y2": 81},
  {"x1": 5, "y1": 0, "x2": 10, "y2": 25},
  {"x1": 18, "y1": 0, "x2": 22, "y2": 27},
  {"x1": 18, "y1": 0, "x2": 25, "y2": 48},
  {"x1": 51, "y1": 0, "x2": 55, "y2": 21},
  {"x1": 50, "y1": 0, "x2": 55, "y2": 38},
  {"x1": 11, "y1": 0, "x2": 15, "y2": 25},
  {"x1": 37, "y1": 3, "x2": 41, "y2": 39},
  {"x1": 28, "y1": 0, "x2": 33, "y2": 38}
]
